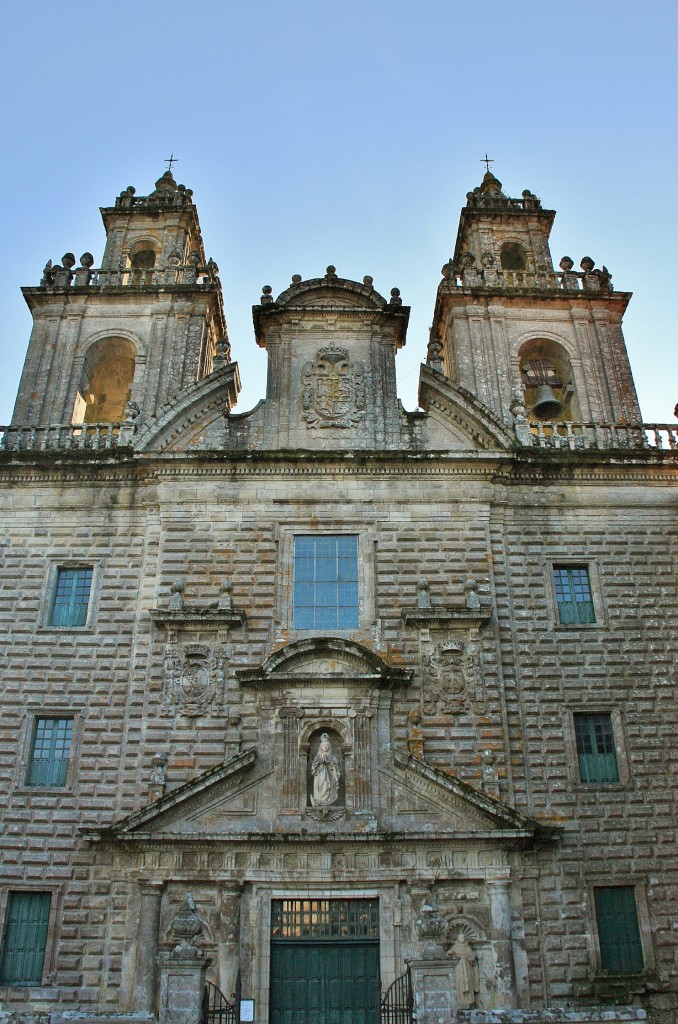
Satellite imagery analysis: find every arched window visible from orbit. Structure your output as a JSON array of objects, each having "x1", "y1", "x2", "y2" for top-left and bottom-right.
[
  {"x1": 73, "y1": 337, "x2": 137, "y2": 424},
  {"x1": 519, "y1": 339, "x2": 577, "y2": 421},
  {"x1": 500, "y1": 242, "x2": 527, "y2": 271},
  {"x1": 130, "y1": 249, "x2": 156, "y2": 270}
]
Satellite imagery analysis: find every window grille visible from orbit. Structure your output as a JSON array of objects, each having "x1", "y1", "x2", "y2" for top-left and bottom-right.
[
  {"x1": 553, "y1": 565, "x2": 595, "y2": 624},
  {"x1": 0, "y1": 891, "x2": 51, "y2": 986},
  {"x1": 50, "y1": 567, "x2": 93, "y2": 627},
  {"x1": 271, "y1": 899, "x2": 379, "y2": 941},
  {"x1": 293, "y1": 536, "x2": 359, "y2": 629}
]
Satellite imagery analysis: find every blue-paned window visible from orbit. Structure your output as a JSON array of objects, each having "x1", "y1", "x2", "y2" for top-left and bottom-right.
[
  {"x1": 574, "y1": 713, "x2": 620, "y2": 784},
  {"x1": 50, "y1": 567, "x2": 93, "y2": 627},
  {"x1": 553, "y1": 565, "x2": 595, "y2": 624},
  {"x1": 0, "y1": 891, "x2": 51, "y2": 986},
  {"x1": 594, "y1": 886, "x2": 644, "y2": 974},
  {"x1": 27, "y1": 718, "x2": 73, "y2": 788},
  {"x1": 293, "y1": 535, "x2": 359, "y2": 629}
]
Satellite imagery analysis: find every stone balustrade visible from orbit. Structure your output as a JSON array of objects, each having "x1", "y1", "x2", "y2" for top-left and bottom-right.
[
  {"x1": 0, "y1": 422, "x2": 136, "y2": 452},
  {"x1": 522, "y1": 421, "x2": 678, "y2": 451},
  {"x1": 39, "y1": 263, "x2": 218, "y2": 290},
  {"x1": 2, "y1": 419, "x2": 677, "y2": 455},
  {"x1": 443, "y1": 268, "x2": 612, "y2": 293}
]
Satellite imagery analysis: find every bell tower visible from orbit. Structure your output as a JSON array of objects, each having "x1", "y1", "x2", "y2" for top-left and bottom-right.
[
  {"x1": 11, "y1": 170, "x2": 234, "y2": 427},
  {"x1": 427, "y1": 170, "x2": 642, "y2": 426}
]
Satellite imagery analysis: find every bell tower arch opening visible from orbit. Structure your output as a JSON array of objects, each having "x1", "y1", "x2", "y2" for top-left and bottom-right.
[
  {"x1": 500, "y1": 241, "x2": 527, "y2": 271},
  {"x1": 73, "y1": 336, "x2": 137, "y2": 424},
  {"x1": 518, "y1": 339, "x2": 578, "y2": 422}
]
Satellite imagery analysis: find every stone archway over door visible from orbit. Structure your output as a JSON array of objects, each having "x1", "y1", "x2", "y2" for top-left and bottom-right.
[{"x1": 269, "y1": 898, "x2": 380, "y2": 1024}]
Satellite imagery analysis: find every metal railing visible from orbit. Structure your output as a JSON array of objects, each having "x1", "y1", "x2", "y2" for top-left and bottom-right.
[
  {"x1": 201, "y1": 977, "x2": 239, "y2": 1024},
  {"x1": 381, "y1": 967, "x2": 415, "y2": 1024}
]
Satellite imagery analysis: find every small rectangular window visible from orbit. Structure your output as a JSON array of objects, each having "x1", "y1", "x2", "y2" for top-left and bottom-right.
[
  {"x1": 553, "y1": 565, "x2": 595, "y2": 624},
  {"x1": 594, "y1": 886, "x2": 644, "y2": 974},
  {"x1": 574, "y1": 713, "x2": 620, "y2": 784},
  {"x1": 50, "y1": 567, "x2": 93, "y2": 627},
  {"x1": 27, "y1": 718, "x2": 73, "y2": 787},
  {"x1": 293, "y1": 535, "x2": 359, "y2": 629},
  {"x1": 0, "y1": 891, "x2": 51, "y2": 986}
]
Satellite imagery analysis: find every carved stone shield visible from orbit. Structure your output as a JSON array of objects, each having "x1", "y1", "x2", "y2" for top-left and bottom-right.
[{"x1": 302, "y1": 344, "x2": 365, "y2": 428}]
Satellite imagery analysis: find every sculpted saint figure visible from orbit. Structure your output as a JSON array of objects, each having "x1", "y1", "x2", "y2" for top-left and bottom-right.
[
  {"x1": 311, "y1": 733, "x2": 340, "y2": 807},
  {"x1": 450, "y1": 933, "x2": 480, "y2": 1009}
]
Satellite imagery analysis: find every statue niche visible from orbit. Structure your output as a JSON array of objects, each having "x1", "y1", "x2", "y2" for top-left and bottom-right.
[{"x1": 307, "y1": 729, "x2": 344, "y2": 809}]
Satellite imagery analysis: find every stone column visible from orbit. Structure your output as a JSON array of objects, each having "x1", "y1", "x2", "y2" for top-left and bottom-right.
[
  {"x1": 486, "y1": 877, "x2": 517, "y2": 1009},
  {"x1": 218, "y1": 883, "x2": 242, "y2": 1002},
  {"x1": 157, "y1": 952, "x2": 211, "y2": 1024},
  {"x1": 133, "y1": 880, "x2": 165, "y2": 1013}
]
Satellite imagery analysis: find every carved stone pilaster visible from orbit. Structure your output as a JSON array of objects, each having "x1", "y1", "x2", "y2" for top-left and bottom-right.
[
  {"x1": 350, "y1": 708, "x2": 373, "y2": 812},
  {"x1": 279, "y1": 707, "x2": 304, "y2": 812},
  {"x1": 133, "y1": 880, "x2": 165, "y2": 1013}
]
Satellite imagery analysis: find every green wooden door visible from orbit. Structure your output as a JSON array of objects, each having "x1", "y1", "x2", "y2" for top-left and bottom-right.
[{"x1": 270, "y1": 899, "x2": 380, "y2": 1024}]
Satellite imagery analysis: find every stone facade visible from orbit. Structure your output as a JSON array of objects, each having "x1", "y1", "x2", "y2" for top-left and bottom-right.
[{"x1": 0, "y1": 171, "x2": 675, "y2": 1024}]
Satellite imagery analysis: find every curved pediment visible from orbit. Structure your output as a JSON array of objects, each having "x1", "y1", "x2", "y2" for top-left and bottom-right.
[
  {"x1": 237, "y1": 637, "x2": 412, "y2": 688},
  {"x1": 273, "y1": 273, "x2": 389, "y2": 311},
  {"x1": 418, "y1": 365, "x2": 516, "y2": 450},
  {"x1": 133, "y1": 362, "x2": 239, "y2": 452}
]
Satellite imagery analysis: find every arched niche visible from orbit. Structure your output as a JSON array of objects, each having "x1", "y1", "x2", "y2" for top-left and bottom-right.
[
  {"x1": 73, "y1": 336, "x2": 137, "y2": 423},
  {"x1": 306, "y1": 727, "x2": 346, "y2": 809},
  {"x1": 500, "y1": 241, "x2": 527, "y2": 271},
  {"x1": 129, "y1": 240, "x2": 160, "y2": 285},
  {"x1": 518, "y1": 338, "x2": 578, "y2": 421}
]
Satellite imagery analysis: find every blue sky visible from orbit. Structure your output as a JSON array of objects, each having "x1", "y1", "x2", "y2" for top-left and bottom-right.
[{"x1": 0, "y1": 1, "x2": 675, "y2": 423}]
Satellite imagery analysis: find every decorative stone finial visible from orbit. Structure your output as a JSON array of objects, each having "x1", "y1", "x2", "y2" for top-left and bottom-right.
[
  {"x1": 169, "y1": 895, "x2": 204, "y2": 958},
  {"x1": 217, "y1": 580, "x2": 234, "y2": 612},
  {"x1": 80, "y1": 252, "x2": 94, "y2": 269},
  {"x1": 465, "y1": 578, "x2": 481, "y2": 610},
  {"x1": 261, "y1": 285, "x2": 274, "y2": 305},
  {"x1": 363, "y1": 275, "x2": 373, "y2": 287},
  {"x1": 389, "y1": 287, "x2": 402, "y2": 306},
  {"x1": 291, "y1": 274, "x2": 302, "y2": 284},
  {"x1": 61, "y1": 253, "x2": 76, "y2": 270},
  {"x1": 559, "y1": 256, "x2": 574, "y2": 271},
  {"x1": 325, "y1": 265, "x2": 337, "y2": 279},
  {"x1": 168, "y1": 578, "x2": 184, "y2": 612},
  {"x1": 416, "y1": 888, "x2": 448, "y2": 959},
  {"x1": 417, "y1": 579, "x2": 432, "y2": 610}
]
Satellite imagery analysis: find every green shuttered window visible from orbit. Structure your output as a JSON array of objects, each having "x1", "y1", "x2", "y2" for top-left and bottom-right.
[
  {"x1": 553, "y1": 565, "x2": 595, "y2": 624},
  {"x1": 50, "y1": 567, "x2": 93, "y2": 627},
  {"x1": 0, "y1": 892, "x2": 51, "y2": 986},
  {"x1": 574, "y1": 713, "x2": 620, "y2": 784},
  {"x1": 27, "y1": 718, "x2": 73, "y2": 788},
  {"x1": 594, "y1": 886, "x2": 643, "y2": 974},
  {"x1": 293, "y1": 536, "x2": 359, "y2": 630}
]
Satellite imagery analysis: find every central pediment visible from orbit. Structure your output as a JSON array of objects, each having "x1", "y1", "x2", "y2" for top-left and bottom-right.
[{"x1": 236, "y1": 637, "x2": 412, "y2": 688}]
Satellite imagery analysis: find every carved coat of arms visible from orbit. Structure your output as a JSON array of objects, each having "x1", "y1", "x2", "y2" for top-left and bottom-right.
[
  {"x1": 164, "y1": 642, "x2": 223, "y2": 716},
  {"x1": 302, "y1": 344, "x2": 365, "y2": 428},
  {"x1": 423, "y1": 640, "x2": 483, "y2": 716}
]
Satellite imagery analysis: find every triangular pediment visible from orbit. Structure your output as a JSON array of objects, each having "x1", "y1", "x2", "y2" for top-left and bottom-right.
[
  {"x1": 418, "y1": 365, "x2": 516, "y2": 451},
  {"x1": 382, "y1": 752, "x2": 553, "y2": 838}
]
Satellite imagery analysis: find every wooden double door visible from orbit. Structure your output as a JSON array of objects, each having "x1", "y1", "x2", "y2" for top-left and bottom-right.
[{"x1": 269, "y1": 898, "x2": 380, "y2": 1024}]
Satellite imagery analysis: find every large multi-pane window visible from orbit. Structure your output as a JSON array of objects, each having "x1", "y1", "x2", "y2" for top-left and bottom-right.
[
  {"x1": 0, "y1": 891, "x2": 51, "y2": 986},
  {"x1": 594, "y1": 886, "x2": 644, "y2": 974},
  {"x1": 50, "y1": 567, "x2": 93, "y2": 627},
  {"x1": 293, "y1": 536, "x2": 359, "y2": 629},
  {"x1": 27, "y1": 718, "x2": 73, "y2": 788},
  {"x1": 553, "y1": 565, "x2": 595, "y2": 624},
  {"x1": 573, "y1": 712, "x2": 620, "y2": 784}
]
